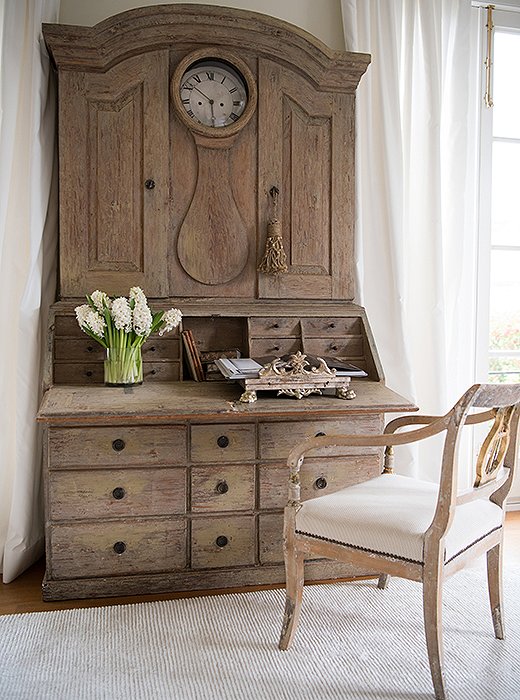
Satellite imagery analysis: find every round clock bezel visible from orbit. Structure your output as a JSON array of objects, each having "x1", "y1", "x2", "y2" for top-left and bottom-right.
[{"x1": 171, "y1": 48, "x2": 258, "y2": 138}]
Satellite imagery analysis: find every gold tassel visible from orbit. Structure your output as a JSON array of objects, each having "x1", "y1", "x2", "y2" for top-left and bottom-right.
[{"x1": 258, "y1": 219, "x2": 288, "y2": 274}]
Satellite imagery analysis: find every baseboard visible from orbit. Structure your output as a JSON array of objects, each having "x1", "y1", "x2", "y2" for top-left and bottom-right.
[{"x1": 506, "y1": 500, "x2": 520, "y2": 512}]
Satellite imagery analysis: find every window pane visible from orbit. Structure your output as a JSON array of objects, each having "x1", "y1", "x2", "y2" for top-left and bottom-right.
[
  {"x1": 488, "y1": 250, "x2": 520, "y2": 352},
  {"x1": 488, "y1": 357, "x2": 520, "y2": 384},
  {"x1": 493, "y1": 31, "x2": 520, "y2": 139},
  {"x1": 491, "y1": 141, "x2": 520, "y2": 247}
]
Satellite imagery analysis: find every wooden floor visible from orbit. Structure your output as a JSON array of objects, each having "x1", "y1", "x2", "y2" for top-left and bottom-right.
[{"x1": 1, "y1": 512, "x2": 519, "y2": 616}]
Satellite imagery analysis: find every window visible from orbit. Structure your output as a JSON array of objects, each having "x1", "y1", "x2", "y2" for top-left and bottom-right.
[{"x1": 476, "y1": 5, "x2": 520, "y2": 384}]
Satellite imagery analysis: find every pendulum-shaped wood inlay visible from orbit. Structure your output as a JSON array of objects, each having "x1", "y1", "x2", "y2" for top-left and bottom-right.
[{"x1": 177, "y1": 143, "x2": 249, "y2": 286}]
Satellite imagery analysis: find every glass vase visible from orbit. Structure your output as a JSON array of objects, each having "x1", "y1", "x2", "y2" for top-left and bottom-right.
[{"x1": 104, "y1": 346, "x2": 143, "y2": 386}]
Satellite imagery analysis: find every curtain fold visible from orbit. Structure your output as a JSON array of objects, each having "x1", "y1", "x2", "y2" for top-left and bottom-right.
[
  {"x1": 341, "y1": 0, "x2": 479, "y2": 481},
  {"x1": 0, "y1": 0, "x2": 59, "y2": 583}
]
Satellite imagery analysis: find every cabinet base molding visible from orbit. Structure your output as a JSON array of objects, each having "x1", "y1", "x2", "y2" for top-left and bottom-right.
[{"x1": 42, "y1": 560, "x2": 367, "y2": 602}]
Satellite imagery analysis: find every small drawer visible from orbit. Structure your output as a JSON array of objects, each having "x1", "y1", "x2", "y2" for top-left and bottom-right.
[
  {"x1": 249, "y1": 338, "x2": 301, "y2": 358},
  {"x1": 49, "y1": 425, "x2": 187, "y2": 468},
  {"x1": 304, "y1": 337, "x2": 364, "y2": 358},
  {"x1": 141, "y1": 338, "x2": 180, "y2": 360},
  {"x1": 190, "y1": 424, "x2": 256, "y2": 463},
  {"x1": 249, "y1": 317, "x2": 300, "y2": 338},
  {"x1": 48, "y1": 467, "x2": 187, "y2": 520},
  {"x1": 258, "y1": 514, "x2": 320, "y2": 564},
  {"x1": 258, "y1": 456, "x2": 381, "y2": 510},
  {"x1": 49, "y1": 518, "x2": 186, "y2": 579},
  {"x1": 191, "y1": 465, "x2": 254, "y2": 513},
  {"x1": 54, "y1": 338, "x2": 104, "y2": 361},
  {"x1": 301, "y1": 317, "x2": 361, "y2": 337},
  {"x1": 143, "y1": 361, "x2": 180, "y2": 381},
  {"x1": 191, "y1": 515, "x2": 256, "y2": 569},
  {"x1": 54, "y1": 362, "x2": 103, "y2": 384},
  {"x1": 259, "y1": 417, "x2": 381, "y2": 460}
]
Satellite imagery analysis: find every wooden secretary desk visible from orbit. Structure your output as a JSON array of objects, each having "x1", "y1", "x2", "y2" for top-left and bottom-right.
[{"x1": 38, "y1": 5, "x2": 415, "y2": 601}]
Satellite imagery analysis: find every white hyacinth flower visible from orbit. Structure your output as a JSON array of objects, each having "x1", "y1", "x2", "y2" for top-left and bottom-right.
[
  {"x1": 75, "y1": 304, "x2": 106, "y2": 338},
  {"x1": 129, "y1": 286, "x2": 147, "y2": 305},
  {"x1": 111, "y1": 297, "x2": 132, "y2": 332},
  {"x1": 90, "y1": 290, "x2": 110, "y2": 313},
  {"x1": 133, "y1": 300, "x2": 153, "y2": 336},
  {"x1": 158, "y1": 308, "x2": 183, "y2": 336}
]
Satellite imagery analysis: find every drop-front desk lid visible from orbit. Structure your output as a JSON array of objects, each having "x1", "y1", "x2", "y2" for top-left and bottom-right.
[{"x1": 37, "y1": 381, "x2": 417, "y2": 425}]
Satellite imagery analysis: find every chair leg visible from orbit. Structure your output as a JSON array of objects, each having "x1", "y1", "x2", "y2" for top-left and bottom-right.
[
  {"x1": 423, "y1": 566, "x2": 448, "y2": 700},
  {"x1": 487, "y1": 543, "x2": 505, "y2": 639},
  {"x1": 377, "y1": 574, "x2": 390, "y2": 589},
  {"x1": 279, "y1": 549, "x2": 304, "y2": 650}
]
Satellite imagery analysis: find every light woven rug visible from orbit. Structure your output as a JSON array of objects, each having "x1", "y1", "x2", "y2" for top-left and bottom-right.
[{"x1": 1, "y1": 564, "x2": 519, "y2": 699}]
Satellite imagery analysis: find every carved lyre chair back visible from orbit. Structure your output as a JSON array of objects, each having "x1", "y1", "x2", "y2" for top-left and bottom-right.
[{"x1": 279, "y1": 383, "x2": 520, "y2": 700}]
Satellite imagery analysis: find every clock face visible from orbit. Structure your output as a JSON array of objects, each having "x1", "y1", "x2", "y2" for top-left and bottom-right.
[{"x1": 179, "y1": 59, "x2": 248, "y2": 128}]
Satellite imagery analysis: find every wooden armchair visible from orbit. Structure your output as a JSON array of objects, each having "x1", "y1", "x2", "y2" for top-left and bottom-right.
[{"x1": 279, "y1": 383, "x2": 520, "y2": 700}]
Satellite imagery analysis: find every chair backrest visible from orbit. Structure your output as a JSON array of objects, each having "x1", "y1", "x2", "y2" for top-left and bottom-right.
[{"x1": 430, "y1": 383, "x2": 520, "y2": 543}]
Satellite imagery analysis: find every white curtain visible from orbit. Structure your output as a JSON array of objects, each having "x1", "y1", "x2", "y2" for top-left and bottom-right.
[
  {"x1": 0, "y1": 0, "x2": 59, "y2": 583},
  {"x1": 341, "y1": 0, "x2": 480, "y2": 482}
]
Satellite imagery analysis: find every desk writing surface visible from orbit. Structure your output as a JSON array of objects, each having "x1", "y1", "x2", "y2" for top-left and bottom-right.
[{"x1": 37, "y1": 381, "x2": 416, "y2": 424}]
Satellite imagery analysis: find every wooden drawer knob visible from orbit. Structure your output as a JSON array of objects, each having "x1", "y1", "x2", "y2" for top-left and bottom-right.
[
  {"x1": 217, "y1": 435, "x2": 229, "y2": 449},
  {"x1": 112, "y1": 439, "x2": 126, "y2": 452},
  {"x1": 112, "y1": 487, "x2": 126, "y2": 500},
  {"x1": 216, "y1": 535, "x2": 228, "y2": 548},
  {"x1": 113, "y1": 541, "x2": 126, "y2": 554},
  {"x1": 216, "y1": 481, "x2": 229, "y2": 494},
  {"x1": 315, "y1": 477, "x2": 328, "y2": 490}
]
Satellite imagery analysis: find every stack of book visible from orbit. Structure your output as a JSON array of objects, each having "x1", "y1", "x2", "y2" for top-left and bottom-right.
[{"x1": 181, "y1": 330, "x2": 205, "y2": 381}]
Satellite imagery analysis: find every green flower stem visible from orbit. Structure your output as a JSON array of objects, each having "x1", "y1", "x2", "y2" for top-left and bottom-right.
[{"x1": 104, "y1": 344, "x2": 143, "y2": 386}]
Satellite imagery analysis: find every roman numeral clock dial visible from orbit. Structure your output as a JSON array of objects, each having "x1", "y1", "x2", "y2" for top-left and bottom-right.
[
  {"x1": 171, "y1": 50, "x2": 258, "y2": 286},
  {"x1": 172, "y1": 50, "x2": 256, "y2": 136}
]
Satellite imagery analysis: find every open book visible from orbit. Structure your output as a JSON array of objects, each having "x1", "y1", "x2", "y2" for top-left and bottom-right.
[
  {"x1": 215, "y1": 358, "x2": 263, "y2": 379},
  {"x1": 215, "y1": 355, "x2": 367, "y2": 380}
]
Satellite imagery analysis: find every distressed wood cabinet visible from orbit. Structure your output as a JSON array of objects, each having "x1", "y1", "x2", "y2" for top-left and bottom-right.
[{"x1": 39, "y1": 5, "x2": 415, "y2": 601}]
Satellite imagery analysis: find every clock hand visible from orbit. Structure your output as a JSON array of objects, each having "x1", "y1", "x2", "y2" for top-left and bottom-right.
[{"x1": 192, "y1": 84, "x2": 212, "y2": 101}]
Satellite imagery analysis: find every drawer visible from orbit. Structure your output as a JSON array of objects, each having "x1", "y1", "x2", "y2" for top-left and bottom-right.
[
  {"x1": 191, "y1": 465, "x2": 254, "y2": 513},
  {"x1": 258, "y1": 514, "x2": 320, "y2": 564},
  {"x1": 249, "y1": 317, "x2": 300, "y2": 338},
  {"x1": 259, "y1": 417, "x2": 382, "y2": 460},
  {"x1": 48, "y1": 467, "x2": 187, "y2": 520},
  {"x1": 49, "y1": 518, "x2": 186, "y2": 579},
  {"x1": 54, "y1": 338, "x2": 104, "y2": 361},
  {"x1": 190, "y1": 424, "x2": 256, "y2": 463},
  {"x1": 301, "y1": 317, "x2": 361, "y2": 337},
  {"x1": 304, "y1": 336, "x2": 364, "y2": 358},
  {"x1": 53, "y1": 361, "x2": 180, "y2": 384},
  {"x1": 249, "y1": 338, "x2": 301, "y2": 358},
  {"x1": 191, "y1": 515, "x2": 255, "y2": 569},
  {"x1": 49, "y1": 425, "x2": 187, "y2": 467},
  {"x1": 53, "y1": 363, "x2": 104, "y2": 384},
  {"x1": 259, "y1": 456, "x2": 381, "y2": 510},
  {"x1": 54, "y1": 337, "x2": 180, "y2": 361}
]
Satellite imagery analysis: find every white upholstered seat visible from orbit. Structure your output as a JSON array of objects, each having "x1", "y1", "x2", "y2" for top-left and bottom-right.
[
  {"x1": 279, "y1": 384, "x2": 520, "y2": 700},
  {"x1": 295, "y1": 473, "x2": 503, "y2": 565}
]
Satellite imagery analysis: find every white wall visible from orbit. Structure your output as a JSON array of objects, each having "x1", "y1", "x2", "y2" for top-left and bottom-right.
[{"x1": 58, "y1": 0, "x2": 345, "y2": 51}]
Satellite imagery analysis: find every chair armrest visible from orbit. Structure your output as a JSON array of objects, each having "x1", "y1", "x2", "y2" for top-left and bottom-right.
[
  {"x1": 384, "y1": 408, "x2": 496, "y2": 435},
  {"x1": 287, "y1": 414, "x2": 451, "y2": 473}
]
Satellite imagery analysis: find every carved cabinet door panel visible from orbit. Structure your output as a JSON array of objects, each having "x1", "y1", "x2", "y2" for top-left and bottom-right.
[
  {"x1": 258, "y1": 60, "x2": 355, "y2": 300},
  {"x1": 58, "y1": 51, "x2": 170, "y2": 297}
]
